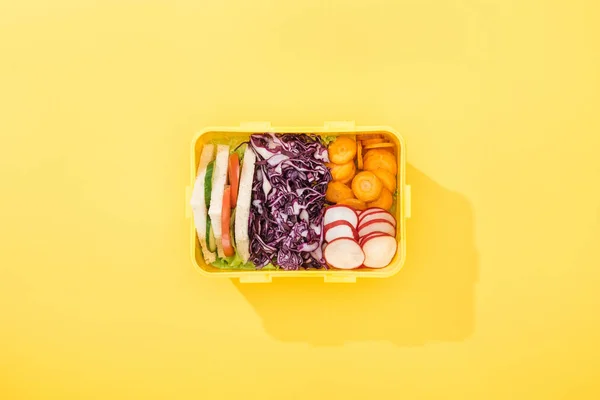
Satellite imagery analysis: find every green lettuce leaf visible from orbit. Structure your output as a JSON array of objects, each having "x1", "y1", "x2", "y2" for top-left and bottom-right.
[
  {"x1": 211, "y1": 252, "x2": 277, "y2": 270},
  {"x1": 321, "y1": 135, "x2": 338, "y2": 146},
  {"x1": 233, "y1": 142, "x2": 247, "y2": 161}
]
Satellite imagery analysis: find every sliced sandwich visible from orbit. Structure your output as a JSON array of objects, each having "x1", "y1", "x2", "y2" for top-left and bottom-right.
[
  {"x1": 190, "y1": 144, "x2": 216, "y2": 264},
  {"x1": 200, "y1": 142, "x2": 258, "y2": 266},
  {"x1": 208, "y1": 145, "x2": 230, "y2": 258},
  {"x1": 234, "y1": 145, "x2": 257, "y2": 262}
]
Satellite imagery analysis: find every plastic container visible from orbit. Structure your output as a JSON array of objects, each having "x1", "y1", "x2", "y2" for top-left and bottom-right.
[{"x1": 186, "y1": 121, "x2": 411, "y2": 283}]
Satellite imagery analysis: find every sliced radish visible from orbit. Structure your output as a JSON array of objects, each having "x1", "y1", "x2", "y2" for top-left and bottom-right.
[
  {"x1": 362, "y1": 235, "x2": 397, "y2": 268},
  {"x1": 358, "y1": 207, "x2": 392, "y2": 220},
  {"x1": 358, "y1": 210, "x2": 396, "y2": 228},
  {"x1": 357, "y1": 207, "x2": 387, "y2": 221},
  {"x1": 324, "y1": 238, "x2": 365, "y2": 269},
  {"x1": 359, "y1": 232, "x2": 391, "y2": 246},
  {"x1": 357, "y1": 219, "x2": 395, "y2": 238},
  {"x1": 324, "y1": 205, "x2": 358, "y2": 229},
  {"x1": 324, "y1": 220, "x2": 355, "y2": 234},
  {"x1": 324, "y1": 221, "x2": 358, "y2": 242}
]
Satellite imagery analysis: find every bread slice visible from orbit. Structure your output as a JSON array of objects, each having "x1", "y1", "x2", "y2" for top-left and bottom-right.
[
  {"x1": 234, "y1": 146, "x2": 256, "y2": 262},
  {"x1": 190, "y1": 144, "x2": 216, "y2": 264},
  {"x1": 208, "y1": 145, "x2": 230, "y2": 258}
]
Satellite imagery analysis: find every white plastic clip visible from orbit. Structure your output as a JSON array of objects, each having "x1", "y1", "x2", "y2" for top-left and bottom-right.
[
  {"x1": 324, "y1": 121, "x2": 356, "y2": 131},
  {"x1": 240, "y1": 121, "x2": 272, "y2": 131}
]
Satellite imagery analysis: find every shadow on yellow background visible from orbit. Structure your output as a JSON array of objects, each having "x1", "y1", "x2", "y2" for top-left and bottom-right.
[{"x1": 234, "y1": 164, "x2": 478, "y2": 346}]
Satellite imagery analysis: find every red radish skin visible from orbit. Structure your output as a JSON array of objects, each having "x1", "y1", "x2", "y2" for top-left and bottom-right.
[
  {"x1": 324, "y1": 220, "x2": 355, "y2": 231},
  {"x1": 324, "y1": 221, "x2": 358, "y2": 242},
  {"x1": 358, "y1": 207, "x2": 394, "y2": 222},
  {"x1": 324, "y1": 238, "x2": 365, "y2": 269},
  {"x1": 357, "y1": 219, "x2": 396, "y2": 238},
  {"x1": 356, "y1": 208, "x2": 388, "y2": 226},
  {"x1": 358, "y1": 211, "x2": 396, "y2": 228},
  {"x1": 357, "y1": 207, "x2": 388, "y2": 221},
  {"x1": 324, "y1": 205, "x2": 359, "y2": 229},
  {"x1": 356, "y1": 209, "x2": 379, "y2": 222},
  {"x1": 359, "y1": 232, "x2": 391, "y2": 246},
  {"x1": 361, "y1": 235, "x2": 397, "y2": 268}
]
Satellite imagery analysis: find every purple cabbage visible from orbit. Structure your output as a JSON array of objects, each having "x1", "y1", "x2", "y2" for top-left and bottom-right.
[{"x1": 249, "y1": 133, "x2": 332, "y2": 270}]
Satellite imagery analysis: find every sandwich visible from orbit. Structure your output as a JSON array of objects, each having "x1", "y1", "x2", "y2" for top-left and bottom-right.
[
  {"x1": 190, "y1": 144, "x2": 216, "y2": 264},
  {"x1": 192, "y1": 140, "x2": 257, "y2": 267},
  {"x1": 208, "y1": 145, "x2": 230, "y2": 258}
]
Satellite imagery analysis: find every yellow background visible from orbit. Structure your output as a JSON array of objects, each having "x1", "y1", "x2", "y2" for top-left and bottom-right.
[{"x1": 1, "y1": 0, "x2": 599, "y2": 399}]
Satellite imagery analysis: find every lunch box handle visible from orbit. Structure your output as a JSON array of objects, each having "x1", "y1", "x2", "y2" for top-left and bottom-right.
[
  {"x1": 323, "y1": 121, "x2": 355, "y2": 131},
  {"x1": 324, "y1": 275, "x2": 357, "y2": 283},
  {"x1": 240, "y1": 121, "x2": 272, "y2": 131},
  {"x1": 185, "y1": 186, "x2": 191, "y2": 218},
  {"x1": 405, "y1": 185, "x2": 411, "y2": 219},
  {"x1": 239, "y1": 274, "x2": 272, "y2": 283}
]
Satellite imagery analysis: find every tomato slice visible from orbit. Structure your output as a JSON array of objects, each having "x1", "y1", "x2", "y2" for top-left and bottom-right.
[
  {"x1": 228, "y1": 153, "x2": 240, "y2": 208},
  {"x1": 221, "y1": 186, "x2": 235, "y2": 257}
]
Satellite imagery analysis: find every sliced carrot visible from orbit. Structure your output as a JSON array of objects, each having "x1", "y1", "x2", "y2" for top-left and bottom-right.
[
  {"x1": 351, "y1": 171, "x2": 383, "y2": 202},
  {"x1": 367, "y1": 187, "x2": 393, "y2": 211},
  {"x1": 361, "y1": 138, "x2": 385, "y2": 147},
  {"x1": 363, "y1": 149, "x2": 389, "y2": 161},
  {"x1": 338, "y1": 198, "x2": 367, "y2": 211},
  {"x1": 364, "y1": 142, "x2": 395, "y2": 151},
  {"x1": 357, "y1": 134, "x2": 384, "y2": 140},
  {"x1": 328, "y1": 137, "x2": 357, "y2": 164},
  {"x1": 363, "y1": 150, "x2": 397, "y2": 176},
  {"x1": 221, "y1": 186, "x2": 235, "y2": 257},
  {"x1": 328, "y1": 161, "x2": 356, "y2": 184},
  {"x1": 357, "y1": 141, "x2": 363, "y2": 170},
  {"x1": 372, "y1": 169, "x2": 396, "y2": 192},
  {"x1": 325, "y1": 181, "x2": 355, "y2": 203},
  {"x1": 228, "y1": 153, "x2": 240, "y2": 208}
]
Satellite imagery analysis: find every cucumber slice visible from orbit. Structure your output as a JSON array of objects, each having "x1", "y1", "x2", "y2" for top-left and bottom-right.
[
  {"x1": 206, "y1": 218, "x2": 216, "y2": 253},
  {"x1": 230, "y1": 208, "x2": 236, "y2": 249},
  {"x1": 204, "y1": 161, "x2": 214, "y2": 209}
]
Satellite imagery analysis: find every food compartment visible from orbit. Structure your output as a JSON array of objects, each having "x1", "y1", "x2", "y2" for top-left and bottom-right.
[{"x1": 187, "y1": 124, "x2": 408, "y2": 282}]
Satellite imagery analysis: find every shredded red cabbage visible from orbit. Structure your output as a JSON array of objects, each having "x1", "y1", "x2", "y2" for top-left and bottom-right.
[{"x1": 249, "y1": 133, "x2": 332, "y2": 270}]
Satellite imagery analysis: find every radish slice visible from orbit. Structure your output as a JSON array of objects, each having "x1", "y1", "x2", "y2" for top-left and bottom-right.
[
  {"x1": 357, "y1": 207, "x2": 387, "y2": 221},
  {"x1": 324, "y1": 221, "x2": 358, "y2": 242},
  {"x1": 357, "y1": 219, "x2": 396, "y2": 238},
  {"x1": 324, "y1": 238, "x2": 365, "y2": 269},
  {"x1": 359, "y1": 232, "x2": 391, "y2": 246},
  {"x1": 358, "y1": 207, "x2": 393, "y2": 221},
  {"x1": 362, "y1": 235, "x2": 397, "y2": 268},
  {"x1": 358, "y1": 211, "x2": 396, "y2": 228},
  {"x1": 324, "y1": 205, "x2": 358, "y2": 229}
]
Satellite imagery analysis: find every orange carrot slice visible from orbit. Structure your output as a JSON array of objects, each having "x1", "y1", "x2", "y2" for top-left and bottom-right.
[{"x1": 351, "y1": 171, "x2": 383, "y2": 202}]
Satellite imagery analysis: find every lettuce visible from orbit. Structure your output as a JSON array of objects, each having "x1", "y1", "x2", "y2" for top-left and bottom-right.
[
  {"x1": 320, "y1": 135, "x2": 338, "y2": 146},
  {"x1": 211, "y1": 251, "x2": 277, "y2": 270},
  {"x1": 233, "y1": 142, "x2": 247, "y2": 161}
]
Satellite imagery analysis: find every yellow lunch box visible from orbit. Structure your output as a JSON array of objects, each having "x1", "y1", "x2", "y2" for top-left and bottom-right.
[{"x1": 186, "y1": 121, "x2": 411, "y2": 283}]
